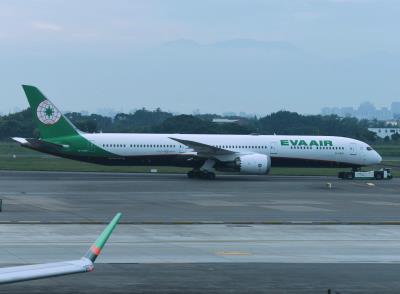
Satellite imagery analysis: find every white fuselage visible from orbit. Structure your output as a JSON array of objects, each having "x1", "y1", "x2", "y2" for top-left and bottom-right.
[{"x1": 83, "y1": 133, "x2": 382, "y2": 167}]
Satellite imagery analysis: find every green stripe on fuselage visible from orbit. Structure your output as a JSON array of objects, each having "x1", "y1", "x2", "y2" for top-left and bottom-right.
[{"x1": 45, "y1": 134, "x2": 114, "y2": 157}]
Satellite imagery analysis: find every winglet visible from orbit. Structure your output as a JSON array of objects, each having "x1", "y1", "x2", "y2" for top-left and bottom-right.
[{"x1": 84, "y1": 213, "x2": 122, "y2": 263}]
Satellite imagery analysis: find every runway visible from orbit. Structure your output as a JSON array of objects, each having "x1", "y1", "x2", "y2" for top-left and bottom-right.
[
  {"x1": 0, "y1": 171, "x2": 399, "y2": 223},
  {"x1": 2, "y1": 263, "x2": 400, "y2": 294},
  {"x1": 0, "y1": 171, "x2": 400, "y2": 293},
  {"x1": 1, "y1": 224, "x2": 400, "y2": 264}
]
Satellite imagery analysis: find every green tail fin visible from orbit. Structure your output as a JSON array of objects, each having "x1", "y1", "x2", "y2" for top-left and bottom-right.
[
  {"x1": 22, "y1": 85, "x2": 79, "y2": 139},
  {"x1": 84, "y1": 213, "x2": 122, "y2": 263}
]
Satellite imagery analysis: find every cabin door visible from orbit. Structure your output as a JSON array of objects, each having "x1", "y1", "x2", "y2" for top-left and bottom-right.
[
  {"x1": 349, "y1": 142, "x2": 357, "y2": 156},
  {"x1": 270, "y1": 141, "x2": 278, "y2": 155}
]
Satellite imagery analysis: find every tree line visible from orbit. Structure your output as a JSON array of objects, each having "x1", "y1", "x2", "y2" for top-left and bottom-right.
[{"x1": 0, "y1": 107, "x2": 387, "y2": 142}]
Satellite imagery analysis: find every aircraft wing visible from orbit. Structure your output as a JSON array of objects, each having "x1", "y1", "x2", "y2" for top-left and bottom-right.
[
  {"x1": 169, "y1": 137, "x2": 235, "y2": 157},
  {"x1": 0, "y1": 213, "x2": 121, "y2": 285},
  {"x1": 12, "y1": 137, "x2": 67, "y2": 151}
]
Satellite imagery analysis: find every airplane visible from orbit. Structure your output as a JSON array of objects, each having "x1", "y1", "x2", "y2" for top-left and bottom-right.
[
  {"x1": 0, "y1": 213, "x2": 121, "y2": 284},
  {"x1": 12, "y1": 85, "x2": 382, "y2": 179}
]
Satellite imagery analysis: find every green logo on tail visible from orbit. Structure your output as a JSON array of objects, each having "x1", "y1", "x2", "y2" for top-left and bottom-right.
[{"x1": 36, "y1": 100, "x2": 61, "y2": 125}]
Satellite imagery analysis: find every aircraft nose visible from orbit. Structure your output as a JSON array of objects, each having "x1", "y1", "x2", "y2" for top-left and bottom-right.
[{"x1": 374, "y1": 151, "x2": 382, "y2": 164}]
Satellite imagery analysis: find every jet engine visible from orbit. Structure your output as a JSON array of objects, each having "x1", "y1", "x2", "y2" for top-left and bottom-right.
[{"x1": 234, "y1": 154, "x2": 271, "y2": 174}]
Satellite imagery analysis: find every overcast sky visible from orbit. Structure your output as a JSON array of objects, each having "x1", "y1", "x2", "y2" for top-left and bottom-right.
[{"x1": 1, "y1": 0, "x2": 400, "y2": 115}]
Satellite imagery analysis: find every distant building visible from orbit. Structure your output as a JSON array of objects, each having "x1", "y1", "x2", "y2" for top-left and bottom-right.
[
  {"x1": 357, "y1": 102, "x2": 377, "y2": 119},
  {"x1": 368, "y1": 127, "x2": 400, "y2": 139},
  {"x1": 322, "y1": 101, "x2": 400, "y2": 120},
  {"x1": 391, "y1": 102, "x2": 400, "y2": 116},
  {"x1": 212, "y1": 118, "x2": 239, "y2": 124},
  {"x1": 385, "y1": 120, "x2": 399, "y2": 127}
]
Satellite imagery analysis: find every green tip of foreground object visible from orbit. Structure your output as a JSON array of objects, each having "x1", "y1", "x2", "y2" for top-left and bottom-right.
[
  {"x1": 84, "y1": 212, "x2": 122, "y2": 263},
  {"x1": 95, "y1": 213, "x2": 122, "y2": 251}
]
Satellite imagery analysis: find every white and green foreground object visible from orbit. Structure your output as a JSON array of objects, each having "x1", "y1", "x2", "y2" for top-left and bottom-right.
[{"x1": 0, "y1": 213, "x2": 121, "y2": 285}]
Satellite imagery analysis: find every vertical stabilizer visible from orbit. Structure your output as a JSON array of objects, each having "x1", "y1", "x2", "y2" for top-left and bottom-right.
[{"x1": 22, "y1": 85, "x2": 80, "y2": 139}]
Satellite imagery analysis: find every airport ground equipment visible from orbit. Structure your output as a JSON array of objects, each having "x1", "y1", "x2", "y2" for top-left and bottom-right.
[
  {"x1": 0, "y1": 213, "x2": 121, "y2": 284},
  {"x1": 338, "y1": 168, "x2": 392, "y2": 180}
]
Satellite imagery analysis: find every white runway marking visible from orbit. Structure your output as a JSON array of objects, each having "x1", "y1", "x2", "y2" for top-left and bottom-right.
[{"x1": 261, "y1": 205, "x2": 333, "y2": 212}]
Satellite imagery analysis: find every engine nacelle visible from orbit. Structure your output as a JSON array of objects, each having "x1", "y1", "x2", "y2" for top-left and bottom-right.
[{"x1": 234, "y1": 154, "x2": 271, "y2": 175}]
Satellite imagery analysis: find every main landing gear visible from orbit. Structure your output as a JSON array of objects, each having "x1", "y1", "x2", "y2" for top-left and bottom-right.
[
  {"x1": 187, "y1": 169, "x2": 216, "y2": 180},
  {"x1": 188, "y1": 159, "x2": 217, "y2": 180}
]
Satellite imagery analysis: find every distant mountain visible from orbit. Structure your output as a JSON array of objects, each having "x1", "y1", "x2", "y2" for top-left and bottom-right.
[
  {"x1": 212, "y1": 38, "x2": 298, "y2": 52},
  {"x1": 161, "y1": 38, "x2": 299, "y2": 52},
  {"x1": 162, "y1": 39, "x2": 201, "y2": 48}
]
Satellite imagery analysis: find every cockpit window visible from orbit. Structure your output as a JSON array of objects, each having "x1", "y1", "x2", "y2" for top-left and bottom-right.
[{"x1": 366, "y1": 146, "x2": 373, "y2": 151}]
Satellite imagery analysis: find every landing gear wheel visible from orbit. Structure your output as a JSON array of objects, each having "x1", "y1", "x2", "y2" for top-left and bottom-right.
[
  {"x1": 199, "y1": 171, "x2": 216, "y2": 180},
  {"x1": 205, "y1": 172, "x2": 216, "y2": 180},
  {"x1": 187, "y1": 170, "x2": 216, "y2": 180}
]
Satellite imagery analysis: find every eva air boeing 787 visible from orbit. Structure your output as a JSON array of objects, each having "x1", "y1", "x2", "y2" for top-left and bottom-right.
[{"x1": 13, "y1": 85, "x2": 382, "y2": 179}]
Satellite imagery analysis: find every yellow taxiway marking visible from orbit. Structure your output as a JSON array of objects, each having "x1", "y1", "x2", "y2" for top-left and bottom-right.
[{"x1": 216, "y1": 251, "x2": 252, "y2": 256}]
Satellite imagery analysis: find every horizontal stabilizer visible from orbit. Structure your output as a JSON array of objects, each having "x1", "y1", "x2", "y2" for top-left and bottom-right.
[
  {"x1": 11, "y1": 137, "x2": 28, "y2": 145},
  {"x1": 26, "y1": 138, "x2": 67, "y2": 150},
  {"x1": 12, "y1": 137, "x2": 67, "y2": 151}
]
